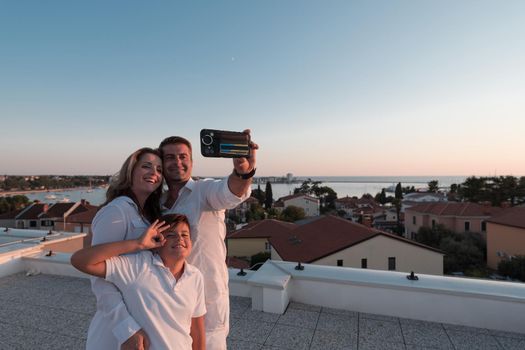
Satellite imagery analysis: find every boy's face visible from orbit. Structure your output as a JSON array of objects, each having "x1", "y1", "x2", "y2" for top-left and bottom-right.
[{"x1": 158, "y1": 222, "x2": 192, "y2": 260}]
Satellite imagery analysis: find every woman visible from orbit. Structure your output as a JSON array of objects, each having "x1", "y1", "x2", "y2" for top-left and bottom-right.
[{"x1": 87, "y1": 147, "x2": 163, "y2": 350}]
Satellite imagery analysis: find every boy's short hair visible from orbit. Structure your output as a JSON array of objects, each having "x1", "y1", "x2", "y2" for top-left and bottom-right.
[{"x1": 159, "y1": 213, "x2": 190, "y2": 232}]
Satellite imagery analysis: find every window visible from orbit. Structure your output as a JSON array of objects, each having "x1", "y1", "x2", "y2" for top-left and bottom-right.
[
  {"x1": 30, "y1": 221, "x2": 37, "y2": 228},
  {"x1": 412, "y1": 216, "x2": 416, "y2": 225},
  {"x1": 337, "y1": 259, "x2": 343, "y2": 267},
  {"x1": 388, "y1": 257, "x2": 396, "y2": 271},
  {"x1": 361, "y1": 258, "x2": 367, "y2": 269},
  {"x1": 481, "y1": 221, "x2": 486, "y2": 232},
  {"x1": 264, "y1": 242, "x2": 271, "y2": 252},
  {"x1": 464, "y1": 221, "x2": 470, "y2": 232},
  {"x1": 432, "y1": 219, "x2": 436, "y2": 229},
  {"x1": 41, "y1": 220, "x2": 53, "y2": 227}
]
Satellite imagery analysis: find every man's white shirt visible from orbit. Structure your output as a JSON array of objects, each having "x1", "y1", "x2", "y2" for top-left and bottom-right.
[{"x1": 162, "y1": 177, "x2": 250, "y2": 336}]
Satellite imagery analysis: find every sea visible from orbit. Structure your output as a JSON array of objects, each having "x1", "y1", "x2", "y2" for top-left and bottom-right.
[{"x1": 23, "y1": 176, "x2": 466, "y2": 206}]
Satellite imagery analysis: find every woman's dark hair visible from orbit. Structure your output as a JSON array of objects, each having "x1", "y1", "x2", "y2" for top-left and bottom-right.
[{"x1": 102, "y1": 147, "x2": 163, "y2": 222}]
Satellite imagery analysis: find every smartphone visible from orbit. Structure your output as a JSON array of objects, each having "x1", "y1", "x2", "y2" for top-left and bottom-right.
[{"x1": 200, "y1": 129, "x2": 251, "y2": 158}]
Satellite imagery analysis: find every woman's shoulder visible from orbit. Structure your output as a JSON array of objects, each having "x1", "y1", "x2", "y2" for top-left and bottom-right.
[{"x1": 93, "y1": 196, "x2": 136, "y2": 222}]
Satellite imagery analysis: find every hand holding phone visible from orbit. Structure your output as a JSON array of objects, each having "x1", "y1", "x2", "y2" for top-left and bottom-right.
[{"x1": 200, "y1": 129, "x2": 251, "y2": 158}]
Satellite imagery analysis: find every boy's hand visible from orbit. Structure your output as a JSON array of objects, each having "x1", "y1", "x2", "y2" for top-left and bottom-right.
[{"x1": 137, "y1": 220, "x2": 170, "y2": 250}]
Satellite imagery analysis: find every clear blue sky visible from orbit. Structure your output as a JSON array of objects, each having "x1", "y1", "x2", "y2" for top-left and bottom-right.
[{"x1": 1, "y1": 1, "x2": 524, "y2": 177}]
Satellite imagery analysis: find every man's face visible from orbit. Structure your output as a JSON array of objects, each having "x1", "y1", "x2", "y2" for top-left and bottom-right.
[
  {"x1": 162, "y1": 143, "x2": 193, "y2": 183},
  {"x1": 158, "y1": 222, "x2": 192, "y2": 260}
]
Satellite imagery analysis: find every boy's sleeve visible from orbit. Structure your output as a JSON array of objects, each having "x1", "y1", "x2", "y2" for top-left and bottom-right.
[
  {"x1": 193, "y1": 271, "x2": 207, "y2": 318},
  {"x1": 105, "y1": 253, "x2": 143, "y2": 288}
]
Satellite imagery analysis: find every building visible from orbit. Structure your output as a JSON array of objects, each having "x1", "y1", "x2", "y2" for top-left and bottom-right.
[
  {"x1": 0, "y1": 200, "x2": 98, "y2": 232},
  {"x1": 404, "y1": 202, "x2": 503, "y2": 240},
  {"x1": 486, "y1": 207, "x2": 525, "y2": 270},
  {"x1": 229, "y1": 196, "x2": 260, "y2": 222},
  {"x1": 334, "y1": 196, "x2": 381, "y2": 219},
  {"x1": 274, "y1": 193, "x2": 320, "y2": 217},
  {"x1": 227, "y1": 219, "x2": 296, "y2": 259},
  {"x1": 228, "y1": 215, "x2": 444, "y2": 275},
  {"x1": 402, "y1": 192, "x2": 448, "y2": 212}
]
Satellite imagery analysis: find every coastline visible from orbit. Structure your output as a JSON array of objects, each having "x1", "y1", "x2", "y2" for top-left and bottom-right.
[{"x1": 0, "y1": 187, "x2": 95, "y2": 197}]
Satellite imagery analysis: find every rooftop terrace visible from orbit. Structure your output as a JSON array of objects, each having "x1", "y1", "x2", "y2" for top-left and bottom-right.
[
  {"x1": 0, "y1": 272, "x2": 524, "y2": 349},
  {"x1": 1, "y1": 227, "x2": 525, "y2": 349}
]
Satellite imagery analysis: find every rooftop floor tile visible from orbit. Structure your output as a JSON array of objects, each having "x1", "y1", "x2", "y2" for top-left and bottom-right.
[{"x1": 0, "y1": 273, "x2": 522, "y2": 349}]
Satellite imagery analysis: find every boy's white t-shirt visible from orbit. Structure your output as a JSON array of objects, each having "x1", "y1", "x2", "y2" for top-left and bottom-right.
[{"x1": 105, "y1": 250, "x2": 206, "y2": 350}]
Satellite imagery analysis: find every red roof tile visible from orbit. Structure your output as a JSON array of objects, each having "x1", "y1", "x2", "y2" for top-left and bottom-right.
[
  {"x1": 277, "y1": 194, "x2": 318, "y2": 203},
  {"x1": 16, "y1": 204, "x2": 48, "y2": 220},
  {"x1": 487, "y1": 207, "x2": 525, "y2": 229},
  {"x1": 0, "y1": 207, "x2": 26, "y2": 220},
  {"x1": 56, "y1": 206, "x2": 99, "y2": 224},
  {"x1": 227, "y1": 220, "x2": 297, "y2": 239},
  {"x1": 226, "y1": 257, "x2": 250, "y2": 269},
  {"x1": 270, "y1": 216, "x2": 376, "y2": 262},
  {"x1": 40, "y1": 203, "x2": 76, "y2": 218},
  {"x1": 406, "y1": 202, "x2": 502, "y2": 217},
  {"x1": 230, "y1": 216, "x2": 442, "y2": 264}
]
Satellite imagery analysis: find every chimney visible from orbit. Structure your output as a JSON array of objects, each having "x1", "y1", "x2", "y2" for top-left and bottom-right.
[
  {"x1": 80, "y1": 199, "x2": 86, "y2": 206},
  {"x1": 500, "y1": 201, "x2": 511, "y2": 208},
  {"x1": 362, "y1": 215, "x2": 373, "y2": 228}
]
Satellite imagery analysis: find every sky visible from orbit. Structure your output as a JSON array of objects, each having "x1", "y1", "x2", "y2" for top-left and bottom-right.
[{"x1": 1, "y1": 1, "x2": 524, "y2": 177}]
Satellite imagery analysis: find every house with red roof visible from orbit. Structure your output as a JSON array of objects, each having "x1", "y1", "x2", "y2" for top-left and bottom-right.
[
  {"x1": 274, "y1": 193, "x2": 320, "y2": 216},
  {"x1": 0, "y1": 200, "x2": 98, "y2": 233},
  {"x1": 404, "y1": 202, "x2": 503, "y2": 240},
  {"x1": 486, "y1": 207, "x2": 525, "y2": 269},
  {"x1": 0, "y1": 207, "x2": 27, "y2": 228},
  {"x1": 55, "y1": 200, "x2": 99, "y2": 234},
  {"x1": 227, "y1": 215, "x2": 444, "y2": 275}
]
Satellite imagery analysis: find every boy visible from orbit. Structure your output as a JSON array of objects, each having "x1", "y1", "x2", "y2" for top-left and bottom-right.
[{"x1": 71, "y1": 214, "x2": 206, "y2": 350}]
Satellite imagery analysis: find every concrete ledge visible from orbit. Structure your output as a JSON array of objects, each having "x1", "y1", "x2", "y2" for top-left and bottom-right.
[
  {"x1": 22, "y1": 251, "x2": 87, "y2": 278},
  {"x1": 273, "y1": 261, "x2": 525, "y2": 334}
]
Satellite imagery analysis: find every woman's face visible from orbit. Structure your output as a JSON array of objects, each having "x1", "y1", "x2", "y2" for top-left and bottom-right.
[{"x1": 131, "y1": 152, "x2": 163, "y2": 196}]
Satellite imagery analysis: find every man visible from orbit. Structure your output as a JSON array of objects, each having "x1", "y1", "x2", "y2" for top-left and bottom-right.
[{"x1": 159, "y1": 130, "x2": 257, "y2": 350}]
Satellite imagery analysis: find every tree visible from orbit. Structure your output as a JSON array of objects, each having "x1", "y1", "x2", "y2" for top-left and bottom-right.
[
  {"x1": 416, "y1": 224, "x2": 486, "y2": 275},
  {"x1": 294, "y1": 179, "x2": 322, "y2": 196},
  {"x1": 428, "y1": 180, "x2": 439, "y2": 193},
  {"x1": 498, "y1": 256, "x2": 525, "y2": 281},
  {"x1": 440, "y1": 233, "x2": 485, "y2": 274},
  {"x1": 0, "y1": 195, "x2": 30, "y2": 214},
  {"x1": 293, "y1": 179, "x2": 338, "y2": 213},
  {"x1": 378, "y1": 189, "x2": 387, "y2": 204},
  {"x1": 264, "y1": 182, "x2": 273, "y2": 209},
  {"x1": 245, "y1": 203, "x2": 265, "y2": 222},
  {"x1": 281, "y1": 205, "x2": 306, "y2": 222},
  {"x1": 416, "y1": 224, "x2": 452, "y2": 248},
  {"x1": 250, "y1": 252, "x2": 271, "y2": 269},
  {"x1": 395, "y1": 182, "x2": 403, "y2": 200},
  {"x1": 253, "y1": 184, "x2": 265, "y2": 206}
]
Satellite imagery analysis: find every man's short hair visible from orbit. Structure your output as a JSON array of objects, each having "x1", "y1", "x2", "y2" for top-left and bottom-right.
[
  {"x1": 159, "y1": 136, "x2": 193, "y2": 159},
  {"x1": 159, "y1": 213, "x2": 190, "y2": 233}
]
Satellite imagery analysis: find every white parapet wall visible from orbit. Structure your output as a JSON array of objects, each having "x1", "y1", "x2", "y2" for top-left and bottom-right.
[{"x1": 229, "y1": 260, "x2": 525, "y2": 334}]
